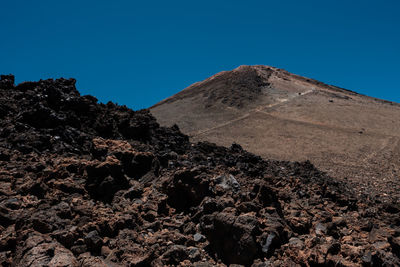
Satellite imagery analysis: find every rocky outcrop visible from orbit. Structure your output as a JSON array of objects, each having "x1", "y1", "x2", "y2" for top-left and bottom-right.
[{"x1": 0, "y1": 75, "x2": 399, "y2": 266}]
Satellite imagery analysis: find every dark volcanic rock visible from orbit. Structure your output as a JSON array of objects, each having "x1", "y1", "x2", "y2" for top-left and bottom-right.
[
  {"x1": 201, "y1": 212, "x2": 259, "y2": 265},
  {"x1": 0, "y1": 75, "x2": 14, "y2": 89},
  {"x1": 0, "y1": 75, "x2": 399, "y2": 266}
]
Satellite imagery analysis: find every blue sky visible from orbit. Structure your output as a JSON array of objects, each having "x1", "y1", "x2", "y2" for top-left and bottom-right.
[{"x1": 1, "y1": 1, "x2": 399, "y2": 109}]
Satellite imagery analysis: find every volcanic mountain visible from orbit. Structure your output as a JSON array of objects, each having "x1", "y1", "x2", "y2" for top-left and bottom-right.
[
  {"x1": 1, "y1": 74, "x2": 400, "y2": 266},
  {"x1": 151, "y1": 65, "x2": 400, "y2": 202}
]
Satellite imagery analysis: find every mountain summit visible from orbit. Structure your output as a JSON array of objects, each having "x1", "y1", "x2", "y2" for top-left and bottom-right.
[
  {"x1": 1, "y1": 74, "x2": 400, "y2": 266},
  {"x1": 151, "y1": 65, "x2": 400, "y2": 201}
]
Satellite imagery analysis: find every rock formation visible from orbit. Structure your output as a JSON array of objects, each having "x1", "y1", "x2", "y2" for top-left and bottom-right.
[{"x1": 0, "y1": 74, "x2": 399, "y2": 266}]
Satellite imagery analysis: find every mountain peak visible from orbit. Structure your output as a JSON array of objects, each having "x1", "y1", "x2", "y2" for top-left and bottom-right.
[
  {"x1": 154, "y1": 65, "x2": 277, "y2": 110},
  {"x1": 233, "y1": 64, "x2": 278, "y2": 71},
  {"x1": 153, "y1": 65, "x2": 338, "y2": 111},
  {"x1": 151, "y1": 66, "x2": 400, "y2": 206}
]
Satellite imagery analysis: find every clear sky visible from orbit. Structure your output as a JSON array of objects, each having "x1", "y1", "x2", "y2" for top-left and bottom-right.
[{"x1": 1, "y1": 1, "x2": 399, "y2": 109}]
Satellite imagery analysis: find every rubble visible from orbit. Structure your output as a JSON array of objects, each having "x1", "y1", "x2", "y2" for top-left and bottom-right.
[{"x1": 0, "y1": 75, "x2": 399, "y2": 266}]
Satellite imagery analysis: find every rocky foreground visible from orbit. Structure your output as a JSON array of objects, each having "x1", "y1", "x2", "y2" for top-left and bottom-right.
[{"x1": 0, "y1": 75, "x2": 399, "y2": 266}]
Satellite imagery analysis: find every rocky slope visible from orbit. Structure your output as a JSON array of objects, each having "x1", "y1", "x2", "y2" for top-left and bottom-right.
[
  {"x1": 0, "y1": 74, "x2": 399, "y2": 266},
  {"x1": 151, "y1": 65, "x2": 400, "y2": 206}
]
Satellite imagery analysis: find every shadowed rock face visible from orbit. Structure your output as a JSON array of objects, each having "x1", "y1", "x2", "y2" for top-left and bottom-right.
[
  {"x1": 1, "y1": 75, "x2": 400, "y2": 266},
  {"x1": 151, "y1": 65, "x2": 400, "y2": 205}
]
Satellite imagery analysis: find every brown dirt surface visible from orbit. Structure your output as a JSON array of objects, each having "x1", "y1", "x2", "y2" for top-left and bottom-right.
[
  {"x1": 151, "y1": 65, "x2": 400, "y2": 205},
  {"x1": 0, "y1": 74, "x2": 400, "y2": 266}
]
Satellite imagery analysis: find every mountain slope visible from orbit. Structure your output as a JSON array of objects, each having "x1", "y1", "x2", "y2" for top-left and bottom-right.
[
  {"x1": 151, "y1": 65, "x2": 400, "y2": 202},
  {"x1": 1, "y1": 74, "x2": 400, "y2": 266}
]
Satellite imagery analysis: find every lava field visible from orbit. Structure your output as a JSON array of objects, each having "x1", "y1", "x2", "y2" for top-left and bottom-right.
[{"x1": 0, "y1": 75, "x2": 399, "y2": 266}]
